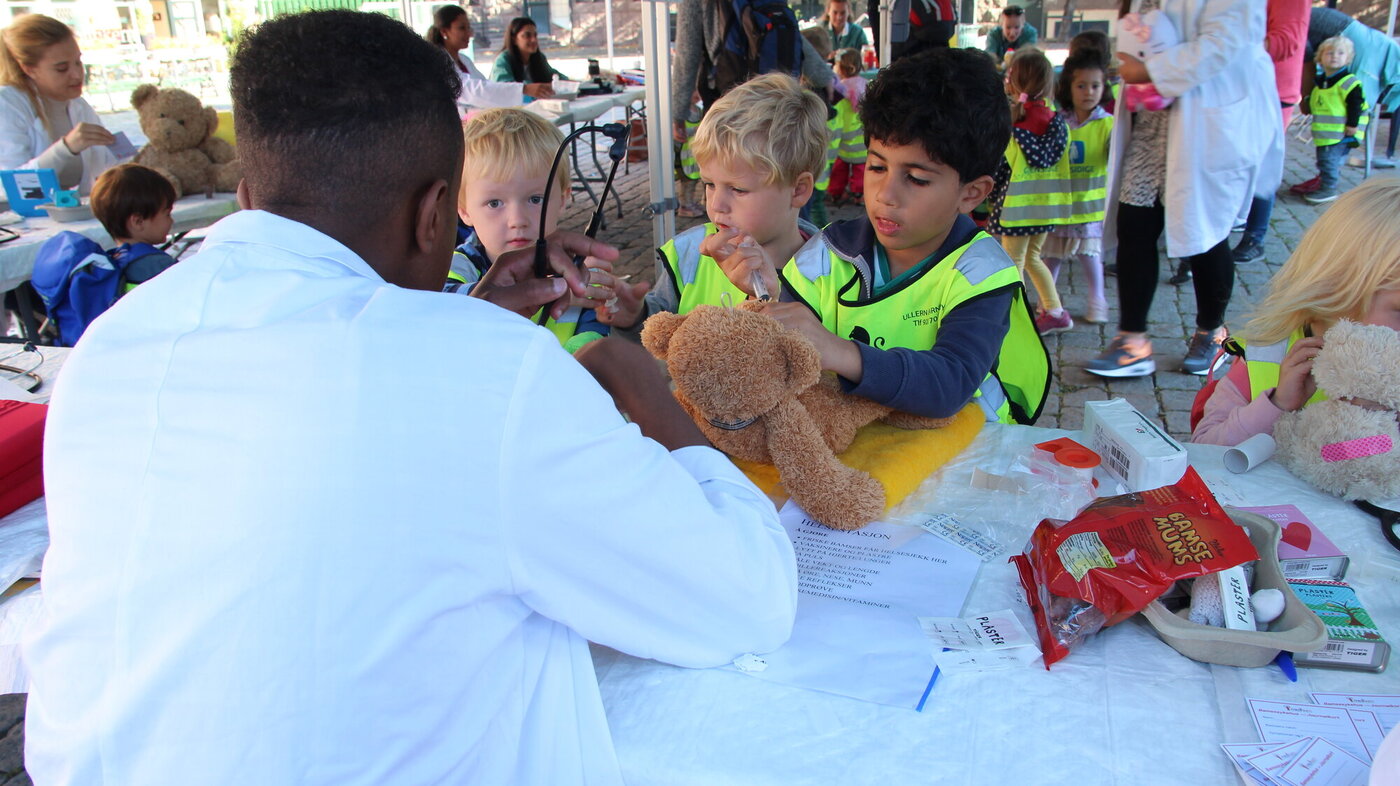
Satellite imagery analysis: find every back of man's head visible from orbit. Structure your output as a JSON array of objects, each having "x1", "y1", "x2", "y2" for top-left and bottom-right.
[
  {"x1": 861, "y1": 48, "x2": 1008, "y2": 184},
  {"x1": 230, "y1": 10, "x2": 462, "y2": 221}
]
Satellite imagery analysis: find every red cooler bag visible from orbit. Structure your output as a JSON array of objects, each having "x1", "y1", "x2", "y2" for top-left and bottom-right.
[{"x1": 0, "y1": 400, "x2": 46, "y2": 518}]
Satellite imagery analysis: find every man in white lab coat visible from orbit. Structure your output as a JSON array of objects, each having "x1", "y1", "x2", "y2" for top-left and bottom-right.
[{"x1": 22, "y1": 10, "x2": 797, "y2": 785}]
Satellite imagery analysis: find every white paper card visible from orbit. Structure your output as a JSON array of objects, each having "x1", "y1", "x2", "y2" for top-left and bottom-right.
[
  {"x1": 1310, "y1": 693, "x2": 1400, "y2": 734},
  {"x1": 727, "y1": 501, "x2": 981, "y2": 709},
  {"x1": 109, "y1": 131, "x2": 138, "y2": 159},
  {"x1": 918, "y1": 513, "x2": 1002, "y2": 561},
  {"x1": 917, "y1": 610, "x2": 1035, "y2": 651},
  {"x1": 1248, "y1": 699, "x2": 1374, "y2": 764},
  {"x1": 1248, "y1": 737, "x2": 1313, "y2": 782},
  {"x1": 1276, "y1": 737, "x2": 1370, "y2": 786},
  {"x1": 1221, "y1": 742, "x2": 1286, "y2": 786}
]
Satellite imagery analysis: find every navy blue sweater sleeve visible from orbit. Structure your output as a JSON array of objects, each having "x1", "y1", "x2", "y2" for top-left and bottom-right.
[
  {"x1": 1344, "y1": 84, "x2": 1365, "y2": 129},
  {"x1": 841, "y1": 289, "x2": 1013, "y2": 418}
]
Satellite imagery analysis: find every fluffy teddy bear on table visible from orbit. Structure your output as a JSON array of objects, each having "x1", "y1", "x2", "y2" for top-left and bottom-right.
[
  {"x1": 641, "y1": 301, "x2": 955, "y2": 531},
  {"x1": 131, "y1": 85, "x2": 240, "y2": 199},
  {"x1": 1275, "y1": 320, "x2": 1400, "y2": 501}
]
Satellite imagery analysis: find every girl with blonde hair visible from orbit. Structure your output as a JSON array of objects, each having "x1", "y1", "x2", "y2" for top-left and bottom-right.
[
  {"x1": 0, "y1": 14, "x2": 117, "y2": 192},
  {"x1": 1191, "y1": 177, "x2": 1400, "y2": 445}
]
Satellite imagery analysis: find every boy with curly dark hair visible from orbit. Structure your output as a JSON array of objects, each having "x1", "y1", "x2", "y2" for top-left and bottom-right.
[{"x1": 723, "y1": 48, "x2": 1050, "y2": 424}]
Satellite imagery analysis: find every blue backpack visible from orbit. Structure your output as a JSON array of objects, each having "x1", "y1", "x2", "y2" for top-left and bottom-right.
[
  {"x1": 701, "y1": 0, "x2": 804, "y2": 106},
  {"x1": 29, "y1": 231, "x2": 130, "y2": 347}
]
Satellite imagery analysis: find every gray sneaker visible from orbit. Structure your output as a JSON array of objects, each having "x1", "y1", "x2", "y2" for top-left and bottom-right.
[
  {"x1": 1182, "y1": 329, "x2": 1227, "y2": 376},
  {"x1": 1305, "y1": 189, "x2": 1339, "y2": 204},
  {"x1": 1086, "y1": 335, "x2": 1155, "y2": 378}
]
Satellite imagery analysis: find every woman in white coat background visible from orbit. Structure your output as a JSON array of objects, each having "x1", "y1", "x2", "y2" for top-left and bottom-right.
[
  {"x1": 1085, "y1": 0, "x2": 1283, "y2": 379},
  {"x1": 425, "y1": 5, "x2": 553, "y2": 109},
  {"x1": 0, "y1": 14, "x2": 117, "y2": 193}
]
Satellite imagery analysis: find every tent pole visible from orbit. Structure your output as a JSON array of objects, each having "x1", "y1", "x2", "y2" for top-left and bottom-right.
[{"x1": 640, "y1": 0, "x2": 676, "y2": 251}]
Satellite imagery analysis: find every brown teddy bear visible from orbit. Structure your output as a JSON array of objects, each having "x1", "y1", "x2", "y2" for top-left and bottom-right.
[
  {"x1": 642, "y1": 301, "x2": 951, "y2": 531},
  {"x1": 1275, "y1": 320, "x2": 1400, "y2": 501},
  {"x1": 131, "y1": 85, "x2": 240, "y2": 199}
]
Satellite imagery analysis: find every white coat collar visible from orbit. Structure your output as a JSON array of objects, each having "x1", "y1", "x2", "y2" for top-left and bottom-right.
[{"x1": 200, "y1": 209, "x2": 387, "y2": 284}]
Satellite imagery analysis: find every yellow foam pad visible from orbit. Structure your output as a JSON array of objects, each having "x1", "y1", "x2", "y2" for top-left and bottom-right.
[
  {"x1": 733, "y1": 403, "x2": 984, "y2": 511},
  {"x1": 211, "y1": 110, "x2": 236, "y2": 149}
]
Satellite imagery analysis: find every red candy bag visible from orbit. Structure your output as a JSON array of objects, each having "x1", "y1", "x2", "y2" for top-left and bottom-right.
[{"x1": 1012, "y1": 467, "x2": 1257, "y2": 668}]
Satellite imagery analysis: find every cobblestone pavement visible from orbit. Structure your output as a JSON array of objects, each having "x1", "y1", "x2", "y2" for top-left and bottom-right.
[{"x1": 560, "y1": 116, "x2": 1398, "y2": 441}]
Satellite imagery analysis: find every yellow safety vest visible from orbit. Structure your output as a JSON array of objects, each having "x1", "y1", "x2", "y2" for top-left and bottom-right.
[
  {"x1": 1312, "y1": 72, "x2": 1369, "y2": 146},
  {"x1": 999, "y1": 133, "x2": 1074, "y2": 228},
  {"x1": 835, "y1": 98, "x2": 866, "y2": 164},
  {"x1": 680, "y1": 118, "x2": 701, "y2": 179},
  {"x1": 1065, "y1": 114, "x2": 1112, "y2": 224},
  {"x1": 1236, "y1": 329, "x2": 1327, "y2": 406},
  {"x1": 780, "y1": 231, "x2": 1050, "y2": 424},
  {"x1": 657, "y1": 223, "x2": 752, "y2": 315}
]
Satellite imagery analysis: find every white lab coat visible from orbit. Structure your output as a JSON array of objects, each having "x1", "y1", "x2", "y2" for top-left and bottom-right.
[
  {"x1": 1104, "y1": 0, "x2": 1283, "y2": 259},
  {"x1": 453, "y1": 50, "x2": 526, "y2": 108},
  {"x1": 0, "y1": 86, "x2": 117, "y2": 194},
  {"x1": 23, "y1": 210, "x2": 798, "y2": 785}
]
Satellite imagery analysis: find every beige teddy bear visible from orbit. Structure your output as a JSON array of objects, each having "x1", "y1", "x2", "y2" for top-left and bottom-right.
[
  {"x1": 1275, "y1": 320, "x2": 1400, "y2": 501},
  {"x1": 131, "y1": 85, "x2": 240, "y2": 199},
  {"x1": 642, "y1": 301, "x2": 950, "y2": 531}
]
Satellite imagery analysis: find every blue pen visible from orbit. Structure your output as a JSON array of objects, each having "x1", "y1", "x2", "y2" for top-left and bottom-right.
[{"x1": 1274, "y1": 651, "x2": 1298, "y2": 682}]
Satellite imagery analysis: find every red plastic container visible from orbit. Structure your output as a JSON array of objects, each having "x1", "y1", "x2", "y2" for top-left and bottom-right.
[{"x1": 0, "y1": 400, "x2": 46, "y2": 518}]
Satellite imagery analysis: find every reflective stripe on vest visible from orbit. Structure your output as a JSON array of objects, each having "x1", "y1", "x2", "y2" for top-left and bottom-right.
[
  {"x1": 658, "y1": 223, "x2": 750, "y2": 314},
  {"x1": 529, "y1": 305, "x2": 592, "y2": 346},
  {"x1": 1312, "y1": 73, "x2": 1369, "y2": 145},
  {"x1": 1241, "y1": 329, "x2": 1328, "y2": 406},
  {"x1": 836, "y1": 99, "x2": 866, "y2": 163},
  {"x1": 1066, "y1": 115, "x2": 1112, "y2": 224},
  {"x1": 999, "y1": 135, "x2": 1074, "y2": 227},
  {"x1": 817, "y1": 113, "x2": 841, "y2": 191},
  {"x1": 782, "y1": 232, "x2": 1050, "y2": 424}
]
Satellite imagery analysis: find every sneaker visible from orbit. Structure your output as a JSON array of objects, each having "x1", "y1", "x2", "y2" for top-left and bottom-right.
[
  {"x1": 1035, "y1": 309, "x2": 1074, "y2": 335},
  {"x1": 1181, "y1": 328, "x2": 1227, "y2": 376},
  {"x1": 1231, "y1": 237, "x2": 1264, "y2": 264},
  {"x1": 1304, "y1": 189, "x2": 1339, "y2": 204},
  {"x1": 1167, "y1": 260, "x2": 1192, "y2": 286},
  {"x1": 1289, "y1": 176, "x2": 1322, "y2": 195},
  {"x1": 1084, "y1": 298, "x2": 1109, "y2": 324},
  {"x1": 1085, "y1": 335, "x2": 1156, "y2": 378},
  {"x1": 1375, "y1": 156, "x2": 1398, "y2": 169}
]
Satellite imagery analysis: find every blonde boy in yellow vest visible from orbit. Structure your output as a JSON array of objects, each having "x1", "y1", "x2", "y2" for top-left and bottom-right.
[
  {"x1": 603, "y1": 74, "x2": 828, "y2": 330},
  {"x1": 713, "y1": 48, "x2": 1051, "y2": 425},
  {"x1": 448, "y1": 108, "x2": 616, "y2": 350},
  {"x1": 1305, "y1": 35, "x2": 1369, "y2": 205}
]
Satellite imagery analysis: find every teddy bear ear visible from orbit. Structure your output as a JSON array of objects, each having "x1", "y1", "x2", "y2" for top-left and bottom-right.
[
  {"x1": 640, "y1": 311, "x2": 687, "y2": 360},
  {"x1": 130, "y1": 84, "x2": 158, "y2": 110},
  {"x1": 203, "y1": 106, "x2": 218, "y2": 139},
  {"x1": 777, "y1": 331, "x2": 822, "y2": 391}
]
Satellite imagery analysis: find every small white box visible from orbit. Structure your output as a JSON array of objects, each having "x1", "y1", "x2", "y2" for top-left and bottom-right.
[{"x1": 1082, "y1": 398, "x2": 1188, "y2": 492}]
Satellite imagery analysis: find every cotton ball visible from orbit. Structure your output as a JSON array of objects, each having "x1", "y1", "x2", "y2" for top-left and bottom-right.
[
  {"x1": 1188, "y1": 576, "x2": 1225, "y2": 627},
  {"x1": 1251, "y1": 589, "x2": 1286, "y2": 630}
]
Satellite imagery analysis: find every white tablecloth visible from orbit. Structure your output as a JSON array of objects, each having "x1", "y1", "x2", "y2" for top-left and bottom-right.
[
  {"x1": 0, "y1": 193, "x2": 239, "y2": 294},
  {"x1": 593, "y1": 424, "x2": 1400, "y2": 786}
]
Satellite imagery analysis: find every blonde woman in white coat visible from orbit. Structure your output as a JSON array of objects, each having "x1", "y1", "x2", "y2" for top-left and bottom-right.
[
  {"x1": 1085, "y1": 0, "x2": 1282, "y2": 379},
  {"x1": 0, "y1": 14, "x2": 117, "y2": 193}
]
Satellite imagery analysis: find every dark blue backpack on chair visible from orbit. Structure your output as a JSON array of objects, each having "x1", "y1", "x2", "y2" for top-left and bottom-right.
[
  {"x1": 701, "y1": 0, "x2": 804, "y2": 106},
  {"x1": 30, "y1": 231, "x2": 129, "y2": 347}
]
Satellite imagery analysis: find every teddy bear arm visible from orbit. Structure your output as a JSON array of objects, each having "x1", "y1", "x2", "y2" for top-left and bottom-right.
[
  {"x1": 801, "y1": 377, "x2": 891, "y2": 452},
  {"x1": 766, "y1": 398, "x2": 885, "y2": 531},
  {"x1": 200, "y1": 138, "x2": 236, "y2": 165}
]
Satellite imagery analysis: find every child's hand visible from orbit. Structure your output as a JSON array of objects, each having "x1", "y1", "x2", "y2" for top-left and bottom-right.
[
  {"x1": 1269, "y1": 336, "x2": 1324, "y2": 412},
  {"x1": 597, "y1": 277, "x2": 652, "y2": 329},
  {"x1": 702, "y1": 228, "x2": 780, "y2": 299},
  {"x1": 575, "y1": 256, "x2": 618, "y2": 310},
  {"x1": 1345, "y1": 126, "x2": 1358, "y2": 136},
  {"x1": 761, "y1": 301, "x2": 862, "y2": 382}
]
